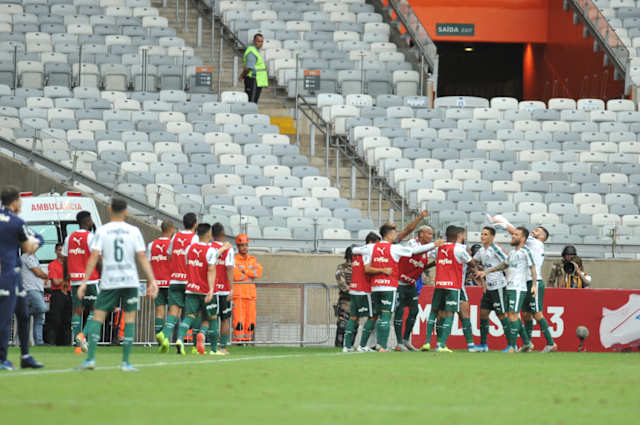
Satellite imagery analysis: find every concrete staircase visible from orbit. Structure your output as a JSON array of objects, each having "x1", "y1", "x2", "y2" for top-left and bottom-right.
[{"x1": 155, "y1": 0, "x2": 395, "y2": 228}]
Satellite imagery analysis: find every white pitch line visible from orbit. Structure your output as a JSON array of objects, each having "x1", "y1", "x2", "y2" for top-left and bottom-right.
[{"x1": 0, "y1": 351, "x2": 360, "y2": 378}]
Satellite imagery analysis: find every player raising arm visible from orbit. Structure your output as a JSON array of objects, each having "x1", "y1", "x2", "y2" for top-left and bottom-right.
[
  {"x1": 476, "y1": 226, "x2": 536, "y2": 353},
  {"x1": 489, "y1": 215, "x2": 556, "y2": 352},
  {"x1": 76, "y1": 198, "x2": 157, "y2": 372}
]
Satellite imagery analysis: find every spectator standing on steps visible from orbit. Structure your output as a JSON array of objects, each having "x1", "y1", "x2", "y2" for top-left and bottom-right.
[{"x1": 239, "y1": 33, "x2": 268, "y2": 104}]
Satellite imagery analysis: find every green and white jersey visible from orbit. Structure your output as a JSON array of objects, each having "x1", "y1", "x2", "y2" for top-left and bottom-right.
[
  {"x1": 506, "y1": 246, "x2": 534, "y2": 291},
  {"x1": 90, "y1": 221, "x2": 146, "y2": 290},
  {"x1": 525, "y1": 236, "x2": 544, "y2": 282},
  {"x1": 473, "y1": 243, "x2": 507, "y2": 290}
]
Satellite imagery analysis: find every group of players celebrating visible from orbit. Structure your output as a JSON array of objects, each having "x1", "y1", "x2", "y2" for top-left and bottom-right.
[
  {"x1": 63, "y1": 201, "x2": 239, "y2": 371},
  {"x1": 342, "y1": 211, "x2": 559, "y2": 354}
]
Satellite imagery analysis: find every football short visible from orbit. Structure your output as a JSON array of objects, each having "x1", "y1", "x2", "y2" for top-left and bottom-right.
[
  {"x1": 168, "y1": 284, "x2": 186, "y2": 308},
  {"x1": 505, "y1": 289, "x2": 526, "y2": 313},
  {"x1": 396, "y1": 284, "x2": 418, "y2": 311},
  {"x1": 460, "y1": 286, "x2": 469, "y2": 303},
  {"x1": 71, "y1": 284, "x2": 97, "y2": 309},
  {"x1": 94, "y1": 287, "x2": 139, "y2": 312},
  {"x1": 371, "y1": 290, "x2": 397, "y2": 315},
  {"x1": 217, "y1": 294, "x2": 232, "y2": 320},
  {"x1": 184, "y1": 293, "x2": 218, "y2": 321},
  {"x1": 349, "y1": 293, "x2": 373, "y2": 318},
  {"x1": 480, "y1": 287, "x2": 506, "y2": 315},
  {"x1": 430, "y1": 288, "x2": 460, "y2": 313},
  {"x1": 154, "y1": 287, "x2": 169, "y2": 307},
  {"x1": 522, "y1": 280, "x2": 545, "y2": 313}
]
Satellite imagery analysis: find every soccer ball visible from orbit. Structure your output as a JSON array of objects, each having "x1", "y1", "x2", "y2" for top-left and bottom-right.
[{"x1": 576, "y1": 326, "x2": 589, "y2": 340}]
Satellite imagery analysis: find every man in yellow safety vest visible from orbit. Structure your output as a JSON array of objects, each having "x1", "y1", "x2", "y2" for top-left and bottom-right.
[{"x1": 239, "y1": 33, "x2": 268, "y2": 104}]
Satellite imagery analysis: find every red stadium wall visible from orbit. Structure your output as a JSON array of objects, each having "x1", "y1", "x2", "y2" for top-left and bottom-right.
[
  {"x1": 408, "y1": 0, "x2": 624, "y2": 100},
  {"x1": 407, "y1": 287, "x2": 640, "y2": 352}
]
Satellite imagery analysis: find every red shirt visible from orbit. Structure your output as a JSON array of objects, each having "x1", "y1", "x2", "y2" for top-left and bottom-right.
[
  {"x1": 350, "y1": 254, "x2": 371, "y2": 293},
  {"x1": 370, "y1": 242, "x2": 399, "y2": 289},
  {"x1": 211, "y1": 241, "x2": 232, "y2": 294},
  {"x1": 434, "y1": 243, "x2": 464, "y2": 290},
  {"x1": 48, "y1": 259, "x2": 65, "y2": 291},
  {"x1": 169, "y1": 231, "x2": 198, "y2": 283},
  {"x1": 149, "y1": 237, "x2": 171, "y2": 288},
  {"x1": 398, "y1": 239, "x2": 428, "y2": 286},
  {"x1": 66, "y1": 230, "x2": 100, "y2": 283},
  {"x1": 185, "y1": 242, "x2": 216, "y2": 295}
]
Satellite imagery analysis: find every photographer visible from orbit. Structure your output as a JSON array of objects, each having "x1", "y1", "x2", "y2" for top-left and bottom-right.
[{"x1": 548, "y1": 246, "x2": 592, "y2": 288}]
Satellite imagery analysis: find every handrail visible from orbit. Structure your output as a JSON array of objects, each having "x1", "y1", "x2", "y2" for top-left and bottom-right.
[
  {"x1": 297, "y1": 94, "x2": 415, "y2": 226},
  {"x1": 0, "y1": 135, "x2": 179, "y2": 223},
  {"x1": 568, "y1": 0, "x2": 629, "y2": 92}
]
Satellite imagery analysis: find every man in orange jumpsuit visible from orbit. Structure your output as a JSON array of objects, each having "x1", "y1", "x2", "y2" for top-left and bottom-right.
[{"x1": 232, "y1": 234, "x2": 263, "y2": 342}]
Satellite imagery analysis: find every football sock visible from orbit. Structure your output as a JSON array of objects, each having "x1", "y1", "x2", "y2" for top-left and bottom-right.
[
  {"x1": 161, "y1": 315, "x2": 178, "y2": 342},
  {"x1": 344, "y1": 318, "x2": 357, "y2": 348},
  {"x1": 82, "y1": 311, "x2": 94, "y2": 335},
  {"x1": 72, "y1": 315, "x2": 81, "y2": 345},
  {"x1": 439, "y1": 315, "x2": 453, "y2": 346},
  {"x1": 500, "y1": 317, "x2": 511, "y2": 346},
  {"x1": 122, "y1": 323, "x2": 134, "y2": 363},
  {"x1": 509, "y1": 319, "x2": 520, "y2": 347},
  {"x1": 436, "y1": 317, "x2": 443, "y2": 339},
  {"x1": 404, "y1": 304, "x2": 418, "y2": 341},
  {"x1": 393, "y1": 311, "x2": 404, "y2": 346},
  {"x1": 425, "y1": 311, "x2": 437, "y2": 345},
  {"x1": 191, "y1": 317, "x2": 202, "y2": 347},
  {"x1": 199, "y1": 324, "x2": 209, "y2": 346},
  {"x1": 220, "y1": 332, "x2": 229, "y2": 349},
  {"x1": 176, "y1": 316, "x2": 194, "y2": 342},
  {"x1": 480, "y1": 319, "x2": 490, "y2": 345},
  {"x1": 524, "y1": 320, "x2": 533, "y2": 340},
  {"x1": 376, "y1": 311, "x2": 392, "y2": 349},
  {"x1": 208, "y1": 319, "x2": 219, "y2": 352},
  {"x1": 462, "y1": 317, "x2": 473, "y2": 345},
  {"x1": 518, "y1": 320, "x2": 531, "y2": 345},
  {"x1": 154, "y1": 317, "x2": 164, "y2": 334},
  {"x1": 359, "y1": 318, "x2": 375, "y2": 347},
  {"x1": 538, "y1": 318, "x2": 555, "y2": 345},
  {"x1": 85, "y1": 319, "x2": 101, "y2": 361}
]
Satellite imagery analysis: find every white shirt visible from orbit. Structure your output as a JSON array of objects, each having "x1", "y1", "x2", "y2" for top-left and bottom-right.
[
  {"x1": 506, "y1": 246, "x2": 534, "y2": 291},
  {"x1": 525, "y1": 236, "x2": 544, "y2": 282},
  {"x1": 90, "y1": 221, "x2": 146, "y2": 290},
  {"x1": 474, "y1": 243, "x2": 508, "y2": 290}
]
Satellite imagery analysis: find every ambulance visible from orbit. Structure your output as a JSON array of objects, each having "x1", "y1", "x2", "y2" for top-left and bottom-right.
[{"x1": 18, "y1": 191, "x2": 102, "y2": 265}]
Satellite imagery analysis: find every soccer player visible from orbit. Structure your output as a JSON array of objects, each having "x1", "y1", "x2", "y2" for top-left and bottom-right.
[
  {"x1": 63, "y1": 210, "x2": 100, "y2": 354},
  {"x1": 490, "y1": 216, "x2": 557, "y2": 352},
  {"x1": 156, "y1": 212, "x2": 198, "y2": 352},
  {"x1": 476, "y1": 226, "x2": 536, "y2": 353},
  {"x1": 342, "y1": 232, "x2": 381, "y2": 352},
  {"x1": 76, "y1": 198, "x2": 157, "y2": 371},
  {"x1": 175, "y1": 223, "x2": 230, "y2": 355},
  {"x1": 456, "y1": 230, "x2": 481, "y2": 352},
  {"x1": 394, "y1": 225, "x2": 434, "y2": 351},
  {"x1": 353, "y1": 223, "x2": 441, "y2": 352},
  {"x1": 0, "y1": 186, "x2": 44, "y2": 370},
  {"x1": 210, "y1": 223, "x2": 235, "y2": 355},
  {"x1": 147, "y1": 220, "x2": 175, "y2": 347},
  {"x1": 423, "y1": 226, "x2": 476, "y2": 353},
  {"x1": 474, "y1": 227, "x2": 510, "y2": 351}
]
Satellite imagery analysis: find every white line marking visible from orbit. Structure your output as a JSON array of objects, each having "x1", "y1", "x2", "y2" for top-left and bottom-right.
[{"x1": 0, "y1": 351, "x2": 360, "y2": 378}]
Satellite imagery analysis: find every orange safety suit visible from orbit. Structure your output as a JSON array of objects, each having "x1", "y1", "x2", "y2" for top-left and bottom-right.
[{"x1": 232, "y1": 253, "x2": 263, "y2": 341}]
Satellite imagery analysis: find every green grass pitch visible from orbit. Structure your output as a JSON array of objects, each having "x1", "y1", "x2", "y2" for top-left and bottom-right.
[{"x1": 0, "y1": 346, "x2": 638, "y2": 425}]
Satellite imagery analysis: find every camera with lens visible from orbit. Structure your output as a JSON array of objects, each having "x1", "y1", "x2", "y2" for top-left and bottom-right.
[
  {"x1": 562, "y1": 260, "x2": 576, "y2": 275},
  {"x1": 561, "y1": 245, "x2": 578, "y2": 275}
]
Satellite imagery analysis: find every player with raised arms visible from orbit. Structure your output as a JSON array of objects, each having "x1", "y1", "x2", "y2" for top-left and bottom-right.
[{"x1": 476, "y1": 226, "x2": 536, "y2": 353}]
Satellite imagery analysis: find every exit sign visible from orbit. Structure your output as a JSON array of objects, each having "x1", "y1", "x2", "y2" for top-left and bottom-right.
[{"x1": 436, "y1": 23, "x2": 475, "y2": 36}]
